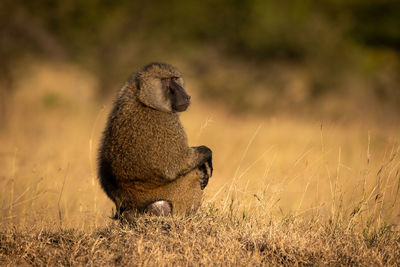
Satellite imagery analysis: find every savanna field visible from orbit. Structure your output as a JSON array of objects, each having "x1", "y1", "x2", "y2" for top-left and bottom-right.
[{"x1": 0, "y1": 61, "x2": 399, "y2": 265}]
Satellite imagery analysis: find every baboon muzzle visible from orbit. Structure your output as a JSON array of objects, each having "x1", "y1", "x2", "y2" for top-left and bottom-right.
[{"x1": 171, "y1": 80, "x2": 191, "y2": 112}]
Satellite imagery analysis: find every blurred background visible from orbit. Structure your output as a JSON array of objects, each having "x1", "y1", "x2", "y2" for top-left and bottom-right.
[
  {"x1": 1, "y1": 0, "x2": 399, "y2": 228},
  {"x1": 1, "y1": 0, "x2": 400, "y2": 121}
]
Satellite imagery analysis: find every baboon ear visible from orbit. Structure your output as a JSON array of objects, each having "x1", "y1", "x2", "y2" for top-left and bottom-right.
[{"x1": 138, "y1": 77, "x2": 172, "y2": 112}]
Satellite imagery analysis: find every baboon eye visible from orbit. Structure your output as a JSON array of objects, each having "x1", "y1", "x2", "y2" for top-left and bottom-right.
[{"x1": 172, "y1": 77, "x2": 178, "y2": 81}]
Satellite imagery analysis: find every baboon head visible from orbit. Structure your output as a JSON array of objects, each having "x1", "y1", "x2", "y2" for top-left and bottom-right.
[{"x1": 136, "y1": 62, "x2": 191, "y2": 113}]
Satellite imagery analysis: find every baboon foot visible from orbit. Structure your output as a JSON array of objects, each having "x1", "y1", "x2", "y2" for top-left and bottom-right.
[
  {"x1": 118, "y1": 209, "x2": 139, "y2": 225},
  {"x1": 198, "y1": 161, "x2": 213, "y2": 190},
  {"x1": 145, "y1": 200, "x2": 172, "y2": 216}
]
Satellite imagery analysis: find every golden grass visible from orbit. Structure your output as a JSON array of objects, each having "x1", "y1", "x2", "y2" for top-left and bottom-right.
[{"x1": 0, "y1": 61, "x2": 399, "y2": 265}]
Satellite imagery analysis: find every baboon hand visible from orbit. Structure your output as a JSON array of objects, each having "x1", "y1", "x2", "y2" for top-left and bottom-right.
[
  {"x1": 194, "y1": 145, "x2": 212, "y2": 165},
  {"x1": 198, "y1": 160, "x2": 213, "y2": 190},
  {"x1": 206, "y1": 155, "x2": 213, "y2": 176},
  {"x1": 192, "y1": 146, "x2": 213, "y2": 189}
]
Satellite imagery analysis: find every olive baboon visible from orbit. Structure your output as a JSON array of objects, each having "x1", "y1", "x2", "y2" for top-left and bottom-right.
[{"x1": 98, "y1": 62, "x2": 213, "y2": 220}]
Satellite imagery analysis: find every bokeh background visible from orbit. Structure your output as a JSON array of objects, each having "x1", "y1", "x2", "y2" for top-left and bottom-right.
[
  {"x1": 0, "y1": 0, "x2": 399, "y2": 229},
  {"x1": 2, "y1": 0, "x2": 400, "y2": 118}
]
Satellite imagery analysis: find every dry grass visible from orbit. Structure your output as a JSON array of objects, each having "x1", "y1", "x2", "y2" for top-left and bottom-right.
[
  {"x1": 0, "y1": 60, "x2": 399, "y2": 265},
  {"x1": 1, "y1": 215, "x2": 399, "y2": 266}
]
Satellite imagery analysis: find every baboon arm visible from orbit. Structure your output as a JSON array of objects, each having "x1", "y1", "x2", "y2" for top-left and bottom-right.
[{"x1": 161, "y1": 146, "x2": 212, "y2": 181}]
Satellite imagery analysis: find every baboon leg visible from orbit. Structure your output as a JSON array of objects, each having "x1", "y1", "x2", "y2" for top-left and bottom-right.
[
  {"x1": 117, "y1": 168, "x2": 206, "y2": 219},
  {"x1": 145, "y1": 200, "x2": 172, "y2": 216},
  {"x1": 135, "y1": 168, "x2": 203, "y2": 216},
  {"x1": 162, "y1": 168, "x2": 204, "y2": 215}
]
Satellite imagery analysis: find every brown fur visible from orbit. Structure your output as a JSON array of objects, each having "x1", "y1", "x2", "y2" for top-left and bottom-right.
[
  {"x1": 120, "y1": 168, "x2": 203, "y2": 216},
  {"x1": 98, "y1": 63, "x2": 212, "y2": 219}
]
